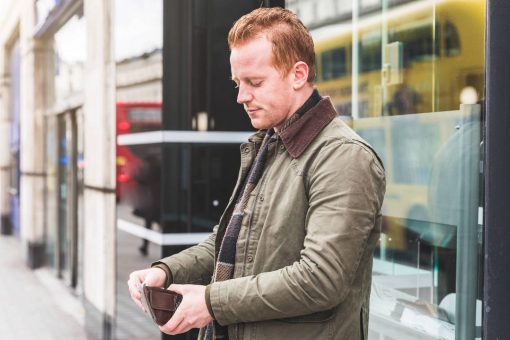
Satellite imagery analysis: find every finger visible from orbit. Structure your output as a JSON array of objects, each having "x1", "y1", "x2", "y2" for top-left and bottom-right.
[
  {"x1": 175, "y1": 311, "x2": 212, "y2": 334},
  {"x1": 168, "y1": 284, "x2": 184, "y2": 294},
  {"x1": 127, "y1": 279, "x2": 141, "y2": 300},
  {"x1": 128, "y1": 273, "x2": 143, "y2": 290},
  {"x1": 128, "y1": 283, "x2": 141, "y2": 299},
  {"x1": 127, "y1": 283, "x2": 145, "y2": 311},
  {"x1": 129, "y1": 271, "x2": 144, "y2": 284},
  {"x1": 144, "y1": 270, "x2": 163, "y2": 287},
  {"x1": 160, "y1": 309, "x2": 185, "y2": 334},
  {"x1": 171, "y1": 320, "x2": 192, "y2": 335},
  {"x1": 127, "y1": 279, "x2": 146, "y2": 313}
]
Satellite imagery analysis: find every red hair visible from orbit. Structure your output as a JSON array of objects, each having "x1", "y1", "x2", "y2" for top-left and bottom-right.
[{"x1": 228, "y1": 7, "x2": 316, "y2": 83}]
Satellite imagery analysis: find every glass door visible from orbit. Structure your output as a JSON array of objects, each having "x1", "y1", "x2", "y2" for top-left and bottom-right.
[
  {"x1": 45, "y1": 115, "x2": 58, "y2": 270},
  {"x1": 57, "y1": 111, "x2": 79, "y2": 287}
]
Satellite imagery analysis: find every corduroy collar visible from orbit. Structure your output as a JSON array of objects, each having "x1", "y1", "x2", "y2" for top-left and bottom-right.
[
  {"x1": 248, "y1": 91, "x2": 337, "y2": 158},
  {"x1": 279, "y1": 91, "x2": 337, "y2": 158}
]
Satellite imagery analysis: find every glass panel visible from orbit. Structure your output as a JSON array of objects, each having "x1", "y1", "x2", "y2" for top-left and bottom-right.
[
  {"x1": 114, "y1": 0, "x2": 163, "y2": 338},
  {"x1": 160, "y1": 144, "x2": 240, "y2": 233},
  {"x1": 289, "y1": 0, "x2": 485, "y2": 339},
  {"x1": 57, "y1": 112, "x2": 79, "y2": 283},
  {"x1": 44, "y1": 11, "x2": 86, "y2": 279},
  {"x1": 57, "y1": 115, "x2": 68, "y2": 275},
  {"x1": 114, "y1": 0, "x2": 163, "y2": 221},
  {"x1": 190, "y1": 145, "x2": 239, "y2": 229},
  {"x1": 75, "y1": 108, "x2": 85, "y2": 290},
  {"x1": 45, "y1": 115, "x2": 58, "y2": 270},
  {"x1": 36, "y1": 0, "x2": 57, "y2": 27},
  {"x1": 54, "y1": 14, "x2": 86, "y2": 103}
]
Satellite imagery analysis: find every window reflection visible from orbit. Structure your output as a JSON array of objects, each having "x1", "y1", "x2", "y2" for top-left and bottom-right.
[
  {"x1": 310, "y1": 1, "x2": 484, "y2": 117},
  {"x1": 390, "y1": 21, "x2": 440, "y2": 66},
  {"x1": 36, "y1": 0, "x2": 57, "y2": 27},
  {"x1": 114, "y1": 0, "x2": 162, "y2": 62},
  {"x1": 42, "y1": 8, "x2": 86, "y2": 284},
  {"x1": 320, "y1": 47, "x2": 348, "y2": 80},
  {"x1": 114, "y1": 2, "x2": 164, "y2": 338},
  {"x1": 360, "y1": 33, "x2": 382, "y2": 73},
  {"x1": 45, "y1": 117, "x2": 58, "y2": 269},
  {"x1": 289, "y1": 0, "x2": 485, "y2": 338},
  {"x1": 114, "y1": 0, "x2": 163, "y2": 214},
  {"x1": 54, "y1": 15, "x2": 86, "y2": 103}
]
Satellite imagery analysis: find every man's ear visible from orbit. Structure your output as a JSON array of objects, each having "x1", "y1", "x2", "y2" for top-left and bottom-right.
[{"x1": 291, "y1": 61, "x2": 310, "y2": 90}]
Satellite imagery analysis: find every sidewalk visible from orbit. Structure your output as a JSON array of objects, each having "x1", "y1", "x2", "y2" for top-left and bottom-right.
[
  {"x1": 116, "y1": 226, "x2": 161, "y2": 340},
  {"x1": 0, "y1": 235, "x2": 87, "y2": 340}
]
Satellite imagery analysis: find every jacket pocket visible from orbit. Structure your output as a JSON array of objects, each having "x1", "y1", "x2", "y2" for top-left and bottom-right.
[{"x1": 279, "y1": 308, "x2": 336, "y2": 324}]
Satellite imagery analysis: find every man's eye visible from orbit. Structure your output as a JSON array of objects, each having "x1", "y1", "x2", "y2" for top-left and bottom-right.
[{"x1": 251, "y1": 81, "x2": 262, "y2": 87}]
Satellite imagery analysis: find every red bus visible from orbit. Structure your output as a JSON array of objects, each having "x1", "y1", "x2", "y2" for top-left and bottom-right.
[{"x1": 116, "y1": 102, "x2": 162, "y2": 201}]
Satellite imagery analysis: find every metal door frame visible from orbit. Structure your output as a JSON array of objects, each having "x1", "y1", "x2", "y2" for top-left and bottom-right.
[{"x1": 484, "y1": 1, "x2": 510, "y2": 338}]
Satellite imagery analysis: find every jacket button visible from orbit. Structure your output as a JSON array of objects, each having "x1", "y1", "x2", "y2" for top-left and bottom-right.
[
  {"x1": 259, "y1": 196, "x2": 264, "y2": 202},
  {"x1": 244, "y1": 147, "x2": 250, "y2": 153},
  {"x1": 247, "y1": 255, "x2": 253, "y2": 262},
  {"x1": 280, "y1": 145, "x2": 284, "y2": 150}
]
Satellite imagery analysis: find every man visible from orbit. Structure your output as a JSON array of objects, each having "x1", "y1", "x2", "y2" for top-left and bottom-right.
[{"x1": 128, "y1": 7, "x2": 385, "y2": 340}]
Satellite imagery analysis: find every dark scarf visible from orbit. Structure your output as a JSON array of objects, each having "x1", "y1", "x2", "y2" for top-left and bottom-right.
[{"x1": 205, "y1": 89, "x2": 321, "y2": 339}]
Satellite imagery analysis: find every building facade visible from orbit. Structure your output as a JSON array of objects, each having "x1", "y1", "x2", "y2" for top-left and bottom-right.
[{"x1": 0, "y1": 0, "x2": 509, "y2": 339}]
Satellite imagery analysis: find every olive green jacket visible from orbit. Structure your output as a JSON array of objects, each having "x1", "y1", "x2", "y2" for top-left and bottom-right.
[{"x1": 154, "y1": 97, "x2": 386, "y2": 340}]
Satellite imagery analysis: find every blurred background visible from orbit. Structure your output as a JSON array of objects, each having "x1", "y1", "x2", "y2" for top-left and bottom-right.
[{"x1": 0, "y1": 0, "x2": 491, "y2": 339}]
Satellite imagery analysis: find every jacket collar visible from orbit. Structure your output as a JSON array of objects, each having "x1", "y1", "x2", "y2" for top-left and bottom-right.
[
  {"x1": 280, "y1": 94, "x2": 336, "y2": 158},
  {"x1": 248, "y1": 91, "x2": 337, "y2": 158}
]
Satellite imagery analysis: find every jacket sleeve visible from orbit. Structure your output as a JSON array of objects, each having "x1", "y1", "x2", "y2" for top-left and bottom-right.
[
  {"x1": 208, "y1": 140, "x2": 386, "y2": 325},
  {"x1": 152, "y1": 225, "x2": 217, "y2": 286}
]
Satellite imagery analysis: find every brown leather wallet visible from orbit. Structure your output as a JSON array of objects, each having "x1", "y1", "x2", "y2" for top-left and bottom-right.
[{"x1": 139, "y1": 284, "x2": 182, "y2": 326}]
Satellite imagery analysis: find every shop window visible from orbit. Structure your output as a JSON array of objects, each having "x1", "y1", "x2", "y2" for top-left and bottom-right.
[{"x1": 290, "y1": 0, "x2": 486, "y2": 338}]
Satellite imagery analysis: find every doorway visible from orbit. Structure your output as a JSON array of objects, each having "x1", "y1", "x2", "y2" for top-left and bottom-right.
[{"x1": 55, "y1": 109, "x2": 83, "y2": 288}]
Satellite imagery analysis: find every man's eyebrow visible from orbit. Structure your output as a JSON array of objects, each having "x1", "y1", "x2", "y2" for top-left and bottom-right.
[{"x1": 230, "y1": 76, "x2": 264, "y2": 81}]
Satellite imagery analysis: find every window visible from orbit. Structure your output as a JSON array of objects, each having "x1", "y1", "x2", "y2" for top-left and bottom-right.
[
  {"x1": 391, "y1": 23, "x2": 440, "y2": 65},
  {"x1": 321, "y1": 47, "x2": 347, "y2": 80},
  {"x1": 444, "y1": 20, "x2": 461, "y2": 56},
  {"x1": 360, "y1": 34, "x2": 382, "y2": 73}
]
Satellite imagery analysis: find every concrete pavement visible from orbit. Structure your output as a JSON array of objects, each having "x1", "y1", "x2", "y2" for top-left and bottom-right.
[
  {"x1": 115, "y1": 227, "x2": 161, "y2": 340},
  {"x1": 0, "y1": 235, "x2": 87, "y2": 340},
  {"x1": 0, "y1": 217, "x2": 164, "y2": 340}
]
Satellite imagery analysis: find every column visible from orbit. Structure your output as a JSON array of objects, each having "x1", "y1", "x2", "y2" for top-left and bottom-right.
[
  {"x1": 83, "y1": 0, "x2": 116, "y2": 338},
  {"x1": 0, "y1": 52, "x2": 11, "y2": 234},
  {"x1": 19, "y1": 2, "x2": 52, "y2": 268}
]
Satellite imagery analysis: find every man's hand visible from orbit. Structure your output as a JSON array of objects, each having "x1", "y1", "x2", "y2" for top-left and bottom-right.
[
  {"x1": 127, "y1": 267, "x2": 167, "y2": 311},
  {"x1": 159, "y1": 284, "x2": 213, "y2": 335}
]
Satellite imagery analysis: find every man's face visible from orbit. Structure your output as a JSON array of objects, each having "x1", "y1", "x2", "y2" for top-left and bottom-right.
[{"x1": 230, "y1": 35, "x2": 296, "y2": 130}]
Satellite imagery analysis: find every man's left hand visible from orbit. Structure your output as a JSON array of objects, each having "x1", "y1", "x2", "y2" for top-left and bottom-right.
[{"x1": 159, "y1": 284, "x2": 213, "y2": 335}]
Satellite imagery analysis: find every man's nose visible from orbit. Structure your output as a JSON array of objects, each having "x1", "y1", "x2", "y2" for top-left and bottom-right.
[{"x1": 237, "y1": 84, "x2": 252, "y2": 104}]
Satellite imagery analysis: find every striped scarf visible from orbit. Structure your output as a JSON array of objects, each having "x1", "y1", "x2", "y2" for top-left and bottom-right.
[
  {"x1": 204, "y1": 90, "x2": 321, "y2": 339},
  {"x1": 205, "y1": 129, "x2": 275, "y2": 339}
]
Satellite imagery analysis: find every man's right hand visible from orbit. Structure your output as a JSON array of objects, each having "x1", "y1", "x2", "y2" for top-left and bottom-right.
[{"x1": 127, "y1": 267, "x2": 167, "y2": 311}]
